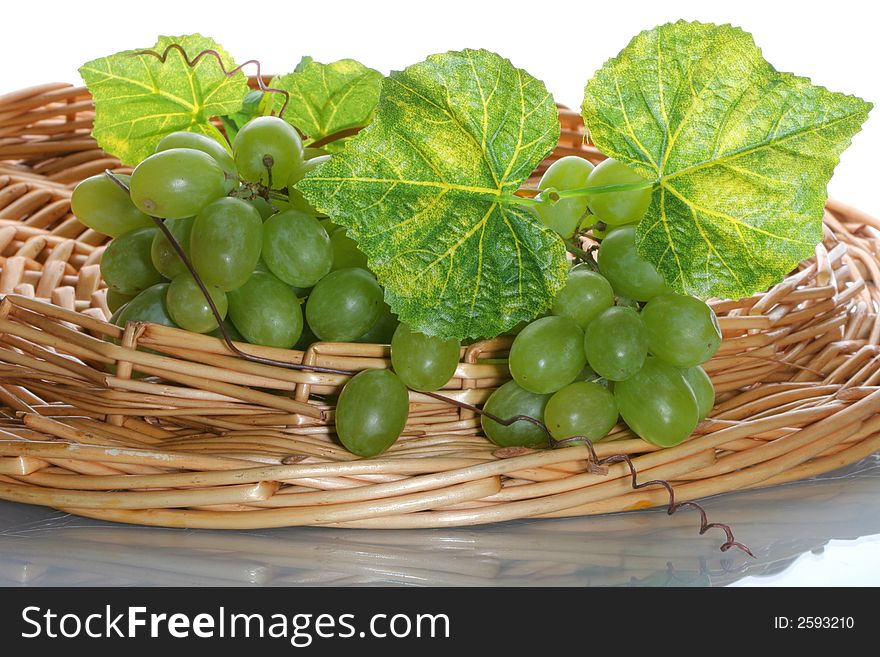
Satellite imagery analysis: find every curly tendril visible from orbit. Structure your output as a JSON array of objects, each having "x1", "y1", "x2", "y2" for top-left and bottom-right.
[{"x1": 129, "y1": 44, "x2": 291, "y2": 118}]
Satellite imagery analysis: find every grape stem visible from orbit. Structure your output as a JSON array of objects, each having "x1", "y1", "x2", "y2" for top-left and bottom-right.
[{"x1": 101, "y1": 169, "x2": 751, "y2": 557}]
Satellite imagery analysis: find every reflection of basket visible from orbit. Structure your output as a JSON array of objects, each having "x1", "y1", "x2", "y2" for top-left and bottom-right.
[{"x1": 0, "y1": 83, "x2": 879, "y2": 530}]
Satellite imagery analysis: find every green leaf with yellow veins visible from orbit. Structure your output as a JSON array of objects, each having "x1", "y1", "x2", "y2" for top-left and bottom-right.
[
  {"x1": 298, "y1": 49, "x2": 565, "y2": 339},
  {"x1": 271, "y1": 59, "x2": 383, "y2": 152},
  {"x1": 80, "y1": 34, "x2": 248, "y2": 166},
  {"x1": 582, "y1": 21, "x2": 872, "y2": 299}
]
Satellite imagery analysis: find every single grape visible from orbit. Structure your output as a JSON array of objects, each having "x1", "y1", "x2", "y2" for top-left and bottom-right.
[
  {"x1": 191, "y1": 197, "x2": 263, "y2": 291},
  {"x1": 551, "y1": 267, "x2": 614, "y2": 329},
  {"x1": 329, "y1": 229, "x2": 369, "y2": 271},
  {"x1": 320, "y1": 218, "x2": 340, "y2": 235},
  {"x1": 481, "y1": 380, "x2": 550, "y2": 448},
  {"x1": 583, "y1": 306, "x2": 648, "y2": 381},
  {"x1": 106, "y1": 289, "x2": 135, "y2": 314},
  {"x1": 262, "y1": 210, "x2": 333, "y2": 287},
  {"x1": 129, "y1": 148, "x2": 227, "y2": 219},
  {"x1": 681, "y1": 365, "x2": 715, "y2": 420},
  {"x1": 155, "y1": 131, "x2": 237, "y2": 192},
  {"x1": 248, "y1": 196, "x2": 276, "y2": 220},
  {"x1": 641, "y1": 293, "x2": 722, "y2": 367},
  {"x1": 585, "y1": 158, "x2": 652, "y2": 226},
  {"x1": 166, "y1": 272, "x2": 228, "y2": 334},
  {"x1": 100, "y1": 226, "x2": 164, "y2": 295},
  {"x1": 114, "y1": 283, "x2": 176, "y2": 328},
  {"x1": 306, "y1": 268, "x2": 383, "y2": 342},
  {"x1": 284, "y1": 187, "x2": 320, "y2": 215},
  {"x1": 356, "y1": 301, "x2": 399, "y2": 344},
  {"x1": 509, "y1": 316, "x2": 586, "y2": 394},
  {"x1": 233, "y1": 116, "x2": 304, "y2": 189},
  {"x1": 390, "y1": 323, "x2": 460, "y2": 392},
  {"x1": 335, "y1": 369, "x2": 409, "y2": 457},
  {"x1": 227, "y1": 272, "x2": 303, "y2": 348},
  {"x1": 150, "y1": 217, "x2": 194, "y2": 280},
  {"x1": 288, "y1": 154, "x2": 331, "y2": 187},
  {"x1": 597, "y1": 225, "x2": 668, "y2": 301},
  {"x1": 614, "y1": 357, "x2": 699, "y2": 447},
  {"x1": 543, "y1": 381, "x2": 618, "y2": 441},
  {"x1": 533, "y1": 156, "x2": 594, "y2": 238},
  {"x1": 71, "y1": 174, "x2": 153, "y2": 237}
]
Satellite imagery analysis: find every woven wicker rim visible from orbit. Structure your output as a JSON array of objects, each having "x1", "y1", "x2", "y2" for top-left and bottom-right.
[{"x1": 0, "y1": 82, "x2": 878, "y2": 531}]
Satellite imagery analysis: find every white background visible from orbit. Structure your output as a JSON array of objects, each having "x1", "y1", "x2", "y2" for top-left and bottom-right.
[{"x1": 2, "y1": 0, "x2": 878, "y2": 216}]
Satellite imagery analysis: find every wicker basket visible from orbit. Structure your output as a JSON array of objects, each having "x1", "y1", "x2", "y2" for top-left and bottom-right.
[{"x1": 0, "y1": 81, "x2": 878, "y2": 532}]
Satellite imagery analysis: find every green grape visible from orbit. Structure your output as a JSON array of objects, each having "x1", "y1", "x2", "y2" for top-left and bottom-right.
[
  {"x1": 597, "y1": 225, "x2": 668, "y2": 301},
  {"x1": 191, "y1": 197, "x2": 263, "y2": 291},
  {"x1": 329, "y1": 229, "x2": 369, "y2": 271},
  {"x1": 641, "y1": 293, "x2": 722, "y2": 367},
  {"x1": 288, "y1": 154, "x2": 331, "y2": 187},
  {"x1": 614, "y1": 357, "x2": 699, "y2": 447},
  {"x1": 306, "y1": 268, "x2": 383, "y2": 342},
  {"x1": 129, "y1": 148, "x2": 228, "y2": 219},
  {"x1": 227, "y1": 272, "x2": 303, "y2": 348},
  {"x1": 150, "y1": 217, "x2": 194, "y2": 280},
  {"x1": 155, "y1": 131, "x2": 237, "y2": 192},
  {"x1": 248, "y1": 196, "x2": 276, "y2": 220},
  {"x1": 106, "y1": 289, "x2": 135, "y2": 314},
  {"x1": 320, "y1": 218, "x2": 340, "y2": 234},
  {"x1": 681, "y1": 365, "x2": 715, "y2": 420},
  {"x1": 100, "y1": 226, "x2": 163, "y2": 295},
  {"x1": 533, "y1": 156, "x2": 594, "y2": 238},
  {"x1": 543, "y1": 381, "x2": 618, "y2": 441},
  {"x1": 114, "y1": 283, "x2": 176, "y2": 328},
  {"x1": 209, "y1": 319, "x2": 244, "y2": 343},
  {"x1": 71, "y1": 174, "x2": 153, "y2": 237},
  {"x1": 262, "y1": 210, "x2": 333, "y2": 287},
  {"x1": 481, "y1": 380, "x2": 550, "y2": 448},
  {"x1": 166, "y1": 272, "x2": 228, "y2": 334},
  {"x1": 233, "y1": 116, "x2": 304, "y2": 189},
  {"x1": 390, "y1": 323, "x2": 460, "y2": 392},
  {"x1": 335, "y1": 369, "x2": 409, "y2": 457},
  {"x1": 584, "y1": 306, "x2": 648, "y2": 381},
  {"x1": 585, "y1": 158, "x2": 652, "y2": 226},
  {"x1": 508, "y1": 316, "x2": 586, "y2": 394},
  {"x1": 284, "y1": 186, "x2": 320, "y2": 215},
  {"x1": 356, "y1": 301, "x2": 399, "y2": 344},
  {"x1": 551, "y1": 267, "x2": 614, "y2": 329}
]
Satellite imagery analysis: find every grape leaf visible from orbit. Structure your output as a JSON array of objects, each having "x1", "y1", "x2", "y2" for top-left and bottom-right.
[
  {"x1": 582, "y1": 21, "x2": 872, "y2": 299},
  {"x1": 270, "y1": 59, "x2": 383, "y2": 151},
  {"x1": 80, "y1": 34, "x2": 248, "y2": 166},
  {"x1": 297, "y1": 49, "x2": 565, "y2": 339}
]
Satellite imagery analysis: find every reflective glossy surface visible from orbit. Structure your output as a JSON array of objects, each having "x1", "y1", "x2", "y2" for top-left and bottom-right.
[{"x1": 0, "y1": 456, "x2": 878, "y2": 586}]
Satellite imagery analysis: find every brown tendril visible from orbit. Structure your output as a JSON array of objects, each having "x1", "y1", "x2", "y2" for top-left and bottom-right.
[
  {"x1": 129, "y1": 44, "x2": 291, "y2": 117},
  {"x1": 420, "y1": 389, "x2": 754, "y2": 557},
  {"x1": 103, "y1": 169, "x2": 752, "y2": 557}
]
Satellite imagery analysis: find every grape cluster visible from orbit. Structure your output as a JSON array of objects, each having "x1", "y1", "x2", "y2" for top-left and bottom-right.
[
  {"x1": 71, "y1": 117, "x2": 399, "y2": 352},
  {"x1": 481, "y1": 156, "x2": 721, "y2": 449},
  {"x1": 72, "y1": 122, "x2": 466, "y2": 458}
]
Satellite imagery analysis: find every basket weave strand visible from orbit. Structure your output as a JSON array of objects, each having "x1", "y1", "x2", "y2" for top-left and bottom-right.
[{"x1": 0, "y1": 81, "x2": 878, "y2": 529}]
